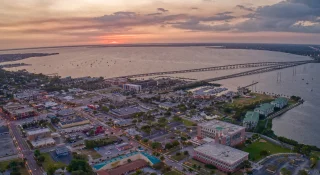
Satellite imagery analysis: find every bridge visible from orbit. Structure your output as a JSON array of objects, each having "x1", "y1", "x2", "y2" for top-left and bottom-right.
[
  {"x1": 202, "y1": 61, "x2": 310, "y2": 82},
  {"x1": 114, "y1": 60, "x2": 315, "y2": 79}
]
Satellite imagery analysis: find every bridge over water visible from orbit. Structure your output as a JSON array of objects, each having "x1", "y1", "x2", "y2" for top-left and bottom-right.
[{"x1": 114, "y1": 60, "x2": 315, "y2": 79}]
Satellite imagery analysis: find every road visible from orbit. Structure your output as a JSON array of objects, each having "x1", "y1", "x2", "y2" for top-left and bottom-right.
[{"x1": 9, "y1": 122, "x2": 44, "y2": 175}]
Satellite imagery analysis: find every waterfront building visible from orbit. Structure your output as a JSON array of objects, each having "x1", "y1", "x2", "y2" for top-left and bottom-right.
[
  {"x1": 197, "y1": 120, "x2": 246, "y2": 146},
  {"x1": 193, "y1": 143, "x2": 249, "y2": 173},
  {"x1": 271, "y1": 97, "x2": 288, "y2": 109},
  {"x1": 123, "y1": 84, "x2": 142, "y2": 92},
  {"x1": 243, "y1": 111, "x2": 260, "y2": 129},
  {"x1": 254, "y1": 103, "x2": 274, "y2": 116}
]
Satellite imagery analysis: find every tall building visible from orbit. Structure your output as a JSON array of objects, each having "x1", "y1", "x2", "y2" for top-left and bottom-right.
[{"x1": 197, "y1": 120, "x2": 246, "y2": 146}]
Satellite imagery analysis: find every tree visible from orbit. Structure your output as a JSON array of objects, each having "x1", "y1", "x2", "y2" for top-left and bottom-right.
[
  {"x1": 176, "y1": 152, "x2": 181, "y2": 156},
  {"x1": 151, "y1": 142, "x2": 162, "y2": 149},
  {"x1": 34, "y1": 149, "x2": 41, "y2": 157},
  {"x1": 183, "y1": 151, "x2": 189, "y2": 155},
  {"x1": 47, "y1": 165, "x2": 58, "y2": 175},
  {"x1": 260, "y1": 150, "x2": 269, "y2": 157},
  {"x1": 37, "y1": 155, "x2": 45, "y2": 163},
  {"x1": 127, "y1": 159, "x2": 132, "y2": 163},
  {"x1": 299, "y1": 170, "x2": 308, "y2": 175},
  {"x1": 160, "y1": 156, "x2": 165, "y2": 161}
]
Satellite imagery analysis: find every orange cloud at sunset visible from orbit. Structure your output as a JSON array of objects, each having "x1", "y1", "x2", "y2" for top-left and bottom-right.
[{"x1": 0, "y1": 0, "x2": 320, "y2": 49}]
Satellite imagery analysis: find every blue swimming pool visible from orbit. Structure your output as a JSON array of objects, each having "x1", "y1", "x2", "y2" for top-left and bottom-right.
[{"x1": 93, "y1": 151, "x2": 160, "y2": 170}]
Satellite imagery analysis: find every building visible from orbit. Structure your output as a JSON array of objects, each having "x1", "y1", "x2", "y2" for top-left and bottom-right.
[
  {"x1": 243, "y1": 111, "x2": 260, "y2": 129},
  {"x1": 110, "y1": 106, "x2": 144, "y2": 118},
  {"x1": 115, "y1": 142, "x2": 133, "y2": 151},
  {"x1": 97, "y1": 159, "x2": 148, "y2": 175},
  {"x1": 55, "y1": 145, "x2": 70, "y2": 156},
  {"x1": 158, "y1": 102, "x2": 179, "y2": 110},
  {"x1": 123, "y1": 84, "x2": 142, "y2": 92},
  {"x1": 193, "y1": 143, "x2": 249, "y2": 173},
  {"x1": 254, "y1": 103, "x2": 274, "y2": 117},
  {"x1": 14, "y1": 90, "x2": 44, "y2": 101},
  {"x1": 271, "y1": 97, "x2": 288, "y2": 109},
  {"x1": 26, "y1": 128, "x2": 55, "y2": 148},
  {"x1": 57, "y1": 109, "x2": 76, "y2": 117},
  {"x1": 197, "y1": 120, "x2": 246, "y2": 146},
  {"x1": 26, "y1": 128, "x2": 51, "y2": 141},
  {"x1": 2, "y1": 103, "x2": 37, "y2": 120},
  {"x1": 58, "y1": 115, "x2": 90, "y2": 128},
  {"x1": 105, "y1": 78, "x2": 128, "y2": 85}
]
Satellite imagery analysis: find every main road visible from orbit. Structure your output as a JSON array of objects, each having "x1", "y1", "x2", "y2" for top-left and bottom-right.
[{"x1": 9, "y1": 122, "x2": 44, "y2": 175}]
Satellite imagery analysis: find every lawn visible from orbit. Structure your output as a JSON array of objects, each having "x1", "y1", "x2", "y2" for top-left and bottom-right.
[
  {"x1": 172, "y1": 154, "x2": 188, "y2": 161},
  {"x1": 164, "y1": 170, "x2": 182, "y2": 175},
  {"x1": 0, "y1": 159, "x2": 29, "y2": 175},
  {"x1": 185, "y1": 159, "x2": 225, "y2": 175},
  {"x1": 42, "y1": 153, "x2": 66, "y2": 171},
  {"x1": 242, "y1": 139, "x2": 291, "y2": 161},
  {"x1": 182, "y1": 119, "x2": 196, "y2": 126},
  {"x1": 231, "y1": 93, "x2": 274, "y2": 107},
  {"x1": 79, "y1": 149, "x2": 102, "y2": 159}
]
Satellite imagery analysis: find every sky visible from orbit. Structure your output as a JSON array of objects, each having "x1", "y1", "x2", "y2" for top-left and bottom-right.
[{"x1": 1, "y1": 0, "x2": 320, "y2": 49}]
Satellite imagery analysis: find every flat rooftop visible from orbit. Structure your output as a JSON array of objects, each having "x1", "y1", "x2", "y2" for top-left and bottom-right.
[
  {"x1": 194, "y1": 143, "x2": 249, "y2": 165},
  {"x1": 27, "y1": 128, "x2": 50, "y2": 135},
  {"x1": 110, "y1": 106, "x2": 143, "y2": 117},
  {"x1": 198, "y1": 120, "x2": 245, "y2": 135},
  {"x1": 99, "y1": 159, "x2": 148, "y2": 175}
]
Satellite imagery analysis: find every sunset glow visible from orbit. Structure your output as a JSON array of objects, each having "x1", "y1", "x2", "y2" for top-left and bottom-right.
[{"x1": 0, "y1": 0, "x2": 320, "y2": 49}]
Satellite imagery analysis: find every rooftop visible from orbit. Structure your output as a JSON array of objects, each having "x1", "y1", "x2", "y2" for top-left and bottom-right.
[
  {"x1": 57, "y1": 109, "x2": 75, "y2": 116},
  {"x1": 198, "y1": 120, "x2": 245, "y2": 135},
  {"x1": 256, "y1": 103, "x2": 274, "y2": 111},
  {"x1": 110, "y1": 106, "x2": 143, "y2": 117},
  {"x1": 273, "y1": 97, "x2": 288, "y2": 103},
  {"x1": 194, "y1": 143, "x2": 249, "y2": 165},
  {"x1": 97, "y1": 159, "x2": 148, "y2": 175},
  {"x1": 26, "y1": 128, "x2": 51, "y2": 136},
  {"x1": 243, "y1": 111, "x2": 260, "y2": 123}
]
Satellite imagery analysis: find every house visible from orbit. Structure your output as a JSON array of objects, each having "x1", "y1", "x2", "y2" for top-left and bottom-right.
[
  {"x1": 243, "y1": 111, "x2": 260, "y2": 129},
  {"x1": 254, "y1": 103, "x2": 274, "y2": 117},
  {"x1": 271, "y1": 97, "x2": 288, "y2": 109},
  {"x1": 158, "y1": 102, "x2": 179, "y2": 110}
]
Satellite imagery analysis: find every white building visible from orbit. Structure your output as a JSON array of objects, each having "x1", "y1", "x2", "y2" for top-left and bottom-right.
[{"x1": 123, "y1": 84, "x2": 142, "y2": 92}]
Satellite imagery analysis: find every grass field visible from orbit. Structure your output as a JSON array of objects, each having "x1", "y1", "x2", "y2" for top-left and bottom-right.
[
  {"x1": 79, "y1": 149, "x2": 102, "y2": 159},
  {"x1": 42, "y1": 153, "x2": 66, "y2": 171},
  {"x1": 231, "y1": 93, "x2": 274, "y2": 107},
  {"x1": 182, "y1": 119, "x2": 196, "y2": 126},
  {"x1": 0, "y1": 159, "x2": 29, "y2": 175},
  {"x1": 172, "y1": 154, "x2": 188, "y2": 161},
  {"x1": 164, "y1": 170, "x2": 182, "y2": 175},
  {"x1": 242, "y1": 139, "x2": 291, "y2": 161}
]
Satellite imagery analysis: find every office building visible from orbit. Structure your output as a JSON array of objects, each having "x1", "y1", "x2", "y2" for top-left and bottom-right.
[
  {"x1": 271, "y1": 97, "x2": 288, "y2": 109},
  {"x1": 193, "y1": 143, "x2": 249, "y2": 173},
  {"x1": 197, "y1": 120, "x2": 246, "y2": 146},
  {"x1": 123, "y1": 84, "x2": 142, "y2": 92},
  {"x1": 243, "y1": 111, "x2": 260, "y2": 129},
  {"x1": 254, "y1": 103, "x2": 274, "y2": 116}
]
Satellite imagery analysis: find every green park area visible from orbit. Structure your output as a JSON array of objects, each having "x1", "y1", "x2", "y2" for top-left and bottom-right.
[
  {"x1": 42, "y1": 153, "x2": 66, "y2": 171},
  {"x1": 242, "y1": 139, "x2": 291, "y2": 161},
  {"x1": 164, "y1": 170, "x2": 183, "y2": 175},
  {"x1": 230, "y1": 93, "x2": 274, "y2": 107},
  {"x1": 0, "y1": 159, "x2": 29, "y2": 175},
  {"x1": 182, "y1": 119, "x2": 196, "y2": 126},
  {"x1": 79, "y1": 149, "x2": 102, "y2": 159}
]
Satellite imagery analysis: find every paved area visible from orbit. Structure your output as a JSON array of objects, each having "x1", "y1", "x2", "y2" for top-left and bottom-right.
[{"x1": 0, "y1": 134, "x2": 17, "y2": 157}]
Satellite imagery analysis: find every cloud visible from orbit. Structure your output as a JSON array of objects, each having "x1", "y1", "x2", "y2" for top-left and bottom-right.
[
  {"x1": 236, "y1": 5, "x2": 254, "y2": 12},
  {"x1": 157, "y1": 8, "x2": 169, "y2": 13}
]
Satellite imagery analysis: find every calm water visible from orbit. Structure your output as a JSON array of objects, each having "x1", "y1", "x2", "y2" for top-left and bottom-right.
[{"x1": 1, "y1": 46, "x2": 319, "y2": 147}]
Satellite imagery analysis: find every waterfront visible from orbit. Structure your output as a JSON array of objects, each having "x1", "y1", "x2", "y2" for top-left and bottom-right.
[{"x1": 1, "y1": 46, "x2": 319, "y2": 147}]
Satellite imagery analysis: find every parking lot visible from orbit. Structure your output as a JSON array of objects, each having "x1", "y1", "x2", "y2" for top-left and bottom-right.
[
  {"x1": 253, "y1": 155, "x2": 311, "y2": 175},
  {"x1": 0, "y1": 134, "x2": 17, "y2": 157}
]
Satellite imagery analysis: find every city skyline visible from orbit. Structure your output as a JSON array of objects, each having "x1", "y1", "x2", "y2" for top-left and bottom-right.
[{"x1": 1, "y1": 0, "x2": 320, "y2": 49}]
